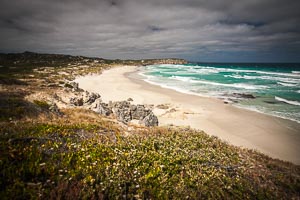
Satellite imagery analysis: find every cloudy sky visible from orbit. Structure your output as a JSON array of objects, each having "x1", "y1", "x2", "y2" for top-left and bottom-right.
[{"x1": 0, "y1": 0, "x2": 300, "y2": 62}]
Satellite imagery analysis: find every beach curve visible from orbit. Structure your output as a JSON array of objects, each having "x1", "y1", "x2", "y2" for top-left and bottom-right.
[{"x1": 75, "y1": 65, "x2": 300, "y2": 164}]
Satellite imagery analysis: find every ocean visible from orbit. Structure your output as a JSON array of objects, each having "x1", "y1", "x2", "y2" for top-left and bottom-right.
[{"x1": 139, "y1": 63, "x2": 300, "y2": 123}]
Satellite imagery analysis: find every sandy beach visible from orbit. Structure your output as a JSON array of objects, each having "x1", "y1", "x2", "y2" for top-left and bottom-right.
[{"x1": 75, "y1": 66, "x2": 300, "y2": 164}]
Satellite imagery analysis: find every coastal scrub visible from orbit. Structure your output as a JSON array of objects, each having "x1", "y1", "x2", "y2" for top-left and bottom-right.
[{"x1": 1, "y1": 122, "x2": 299, "y2": 199}]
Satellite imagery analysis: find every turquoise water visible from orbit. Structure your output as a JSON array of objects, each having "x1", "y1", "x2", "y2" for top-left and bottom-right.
[{"x1": 140, "y1": 63, "x2": 300, "y2": 123}]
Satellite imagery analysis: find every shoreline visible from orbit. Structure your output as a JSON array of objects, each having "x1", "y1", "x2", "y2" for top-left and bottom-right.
[{"x1": 75, "y1": 65, "x2": 300, "y2": 164}]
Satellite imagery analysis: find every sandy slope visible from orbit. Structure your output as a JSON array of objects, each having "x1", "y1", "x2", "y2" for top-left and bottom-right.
[{"x1": 75, "y1": 66, "x2": 300, "y2": 164}]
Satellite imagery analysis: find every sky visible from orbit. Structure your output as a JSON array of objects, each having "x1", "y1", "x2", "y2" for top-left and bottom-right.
[{"x1": 0, "y1": 0, "x2": 300, "y2": 62}]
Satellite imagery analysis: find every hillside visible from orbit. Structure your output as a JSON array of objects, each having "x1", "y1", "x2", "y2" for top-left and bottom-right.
[{"x1": 0, "y1": 52, "x2": 299, "y2": 199}]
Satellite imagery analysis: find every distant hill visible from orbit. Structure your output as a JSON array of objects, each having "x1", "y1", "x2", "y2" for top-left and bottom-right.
[{"x1": 0, "y1": 51, "x2": 188, "y2": 68}]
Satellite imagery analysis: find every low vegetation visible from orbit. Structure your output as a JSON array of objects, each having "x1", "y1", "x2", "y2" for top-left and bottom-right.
[
  {"x1": 0, "y1": 52, "x2": 299, "y2": 199},
  {"x1": 33, "y1": 100, "x2": 50, "y2": 110},
  {"x1": 1, "y1": 121, "x2": 299, "y2": 199}
]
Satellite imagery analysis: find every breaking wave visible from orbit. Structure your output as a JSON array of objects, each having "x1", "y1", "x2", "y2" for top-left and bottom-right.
[
  {"x1": 275, "y1": 96, "x2": 300, "y2": 106},
  {"x1": 170, "y1": 76, "x2": 269, "y2": 90},
  {"x1": 277, "y1": 82, "x2": 298, "y2": 87}
]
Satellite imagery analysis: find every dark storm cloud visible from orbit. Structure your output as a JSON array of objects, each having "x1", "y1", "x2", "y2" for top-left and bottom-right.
[{"x1": 0, "y1": 0, "x2": 299, "y2": 62}]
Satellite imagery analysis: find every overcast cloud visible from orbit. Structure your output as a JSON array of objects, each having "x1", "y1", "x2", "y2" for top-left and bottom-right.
[{"x1": 0, "y1": 0, "x2": 299, "y2": 62}]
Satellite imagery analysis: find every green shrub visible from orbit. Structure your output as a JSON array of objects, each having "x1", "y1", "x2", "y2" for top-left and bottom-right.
[
  {"x1": 64, "y1": 83, "x2": 73, "y2": 89},
  {"x1": 33, "y1": 100, "x2": 50, "y2": 109}
]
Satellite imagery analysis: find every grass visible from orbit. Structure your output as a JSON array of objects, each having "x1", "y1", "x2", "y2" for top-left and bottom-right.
[
  {"x1": 33, "y1": 100, "x2": 50, "y2": 110},
  {"x1": 0, "y1": 121, "x2": 299, "y2": 199}
]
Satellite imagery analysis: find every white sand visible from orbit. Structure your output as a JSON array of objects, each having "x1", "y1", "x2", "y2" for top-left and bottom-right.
[{"x1": 75, "y1": 66, "x2": 300, "y2": 164}]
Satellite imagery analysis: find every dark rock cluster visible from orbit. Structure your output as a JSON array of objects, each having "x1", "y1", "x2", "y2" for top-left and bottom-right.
[
  {"x1": 66, "y1": 82, "x2": 158, "y2": 127},
  {"x1": 94, "y1": 100, "x2": 158, "y2": 127},
  {"x1": 92, "y1": 101, "x2": 112, "y2": 116}
]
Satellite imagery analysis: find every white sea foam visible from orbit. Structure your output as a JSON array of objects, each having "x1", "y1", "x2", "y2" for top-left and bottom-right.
[
  {"x1": 143, "y1": 79, "x2": 203, "y2": 97},
  {"x1": 258, "y1": 76, "x2": 299, "y2": 83},
  {"x1": 277, "y1": 82, "x2": 298, "y2": 87},
  {"x1": 143, "y1": 78, "x2": 238, "y2": 100},
  {"x1": 170, "y1": 76, "x2": 194, "y2": 82},
  {"x1": 257, "y1": 71, "x2": 300, "y2": 78},
  {"x1": 270, "y1": 111, "x2": 300, "y2": 124},
  {"x1": 169, "y1": 76, "x2": 268, "y2": 90},
  {"x1": 275, "y1": 96, "x2": 300, "y2": 106},
  {"x1": 236, "y1": 104, "x2": 300, "y2": 123},
  {"x1": 297, "y1": 90, "x2": 300, "y2": 94},
  {"x1": 148, "y1": 64, "x2": 300, "y2": 78},
  {"x1": 198, "y1": 80, "x2": 269, "y2": 90},
  {"x1": 224, "y1": 74, "x2": 300, "y2": 84},
  {"x1": 191, "y1": 65, "x2": 300, "y2": 78},
  {"x1": 186, "y1": 67, "x2": 220, "y2": 74}
]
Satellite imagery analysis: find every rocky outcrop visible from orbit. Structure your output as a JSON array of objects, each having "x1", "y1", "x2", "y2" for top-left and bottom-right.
[
  {"x1": 110, "y1": 101, "x2": 158, "y2": 126},
  {"x1": 69, "y1": 97, "x2": 84, "y2": 106},
  {"x1": 111, "y1": 101, "x2": 132, "y2": 123},
  {"x1": 69, "y1": 91, "x2": 101, "y2": 107},
  {"x1": 141, "y1": 113, "x2": 158, "y2": 127},
  {"x1": 92, "y1": 100, "x2": 112, "y2": 116},
  {"x1": 65, "y1": 82, "x2": 80, "y2": 92},
  {"x1": 130, "y1": 104, "x2": 151, "y2": 120},
  {"x1": 83, "y1": 91, "x2": 101, "y2": 105},
  {"x1": 90, "y1": 100, "x2": 157, "y2": 126},
  {"x1": 65, "y1": 84, "x2": 158, "y2": 126},
  {"x1": 222, "y1": 92, "x2": 256, "y2": 104},
  {"x1": 232, "y1": 93, "x2": 255, "y2": 99},
  {"x1": 156, "y1": 104, "x2": 169, "y2": 109},
  {"x1": 49, "y1": 103, "x2": 62, "y2": 115}
]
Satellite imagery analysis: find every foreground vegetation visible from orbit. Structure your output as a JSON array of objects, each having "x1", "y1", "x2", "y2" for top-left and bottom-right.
[
  {"x1": 1, "y1": 118, "x2": 299, "y2": 199},
  {"x1": 0, "y1": 52, "x2": 299, "y2": 199}
]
